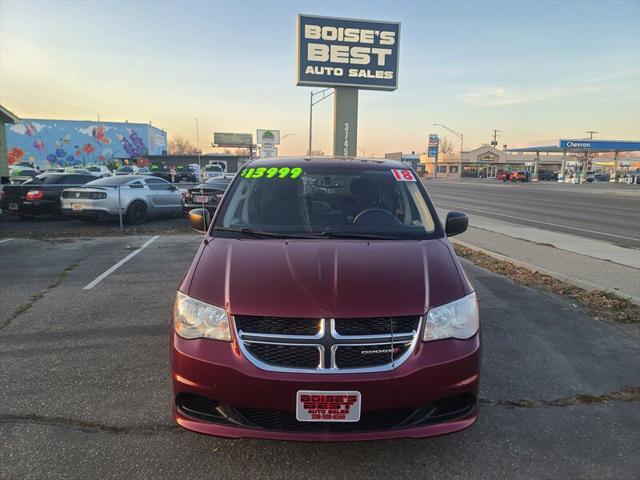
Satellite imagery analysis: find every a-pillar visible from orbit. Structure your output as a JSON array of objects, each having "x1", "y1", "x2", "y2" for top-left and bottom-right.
[{"x1": 610, "y1": 150, "x2": 619, "y2": 183}]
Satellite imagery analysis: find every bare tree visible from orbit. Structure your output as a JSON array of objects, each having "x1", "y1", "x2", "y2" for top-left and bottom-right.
[
  {"x1": 168, "y1": 136, "x2": 201, "y2": 155},
  {"x1": 439, "y1": 137, "x2": 454, "y2": 155}
]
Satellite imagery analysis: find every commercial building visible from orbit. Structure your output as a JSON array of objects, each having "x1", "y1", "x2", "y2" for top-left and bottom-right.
[
  {"x1": 418, "y1": 143, "x2": 640, "y2": 180},
  {"x1": 4, "y1": 118, "x2": 167, "y2": 170}
]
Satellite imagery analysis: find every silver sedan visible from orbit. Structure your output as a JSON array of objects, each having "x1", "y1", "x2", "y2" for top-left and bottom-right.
[{"x1": 61, "y1": 175, "x2": 183, "y2": 224}]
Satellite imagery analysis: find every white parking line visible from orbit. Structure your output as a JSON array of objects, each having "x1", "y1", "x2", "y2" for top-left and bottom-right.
[
  {"x1": 83, "y1": 236, "x2": 159, "y2": 290},
  {"x1": 0, "y1": 238, "x2": 14, "y2": 244}
]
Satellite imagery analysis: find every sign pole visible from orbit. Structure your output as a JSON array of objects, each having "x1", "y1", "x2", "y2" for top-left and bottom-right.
[{"x1": 333, "y1": 87, "x2": 358, "y2": 157}]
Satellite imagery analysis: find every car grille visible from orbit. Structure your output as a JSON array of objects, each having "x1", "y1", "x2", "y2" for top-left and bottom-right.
[
  {"x1": 237, "y1": 407, "x2": 415, "y2": 432},
  {"x1": 234, "y1": 316, "x2": 421, "y2": 373},
  {"x1": 177, "y1": 393, "x2": 476, "y2": 433}
]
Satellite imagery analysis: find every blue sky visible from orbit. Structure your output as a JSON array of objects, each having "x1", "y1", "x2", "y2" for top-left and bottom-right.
[{"x1": 1, "y1": 0, "x2": 639, "y2": 156}]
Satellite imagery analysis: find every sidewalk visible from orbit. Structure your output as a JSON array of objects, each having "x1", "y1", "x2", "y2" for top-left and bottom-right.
[{"x1": 442, "y1": 216, "x2": 640, "y2": 305}]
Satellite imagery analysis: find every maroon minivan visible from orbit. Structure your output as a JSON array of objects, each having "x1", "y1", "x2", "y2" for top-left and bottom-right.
[{"x1": 171, "y1": 157, "x2": 480, "y2": 441}]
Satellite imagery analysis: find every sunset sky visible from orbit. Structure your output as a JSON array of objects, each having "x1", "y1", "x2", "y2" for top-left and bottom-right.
[{"x1": 1, "y1": 0, "x2": 639, "y2": 156}]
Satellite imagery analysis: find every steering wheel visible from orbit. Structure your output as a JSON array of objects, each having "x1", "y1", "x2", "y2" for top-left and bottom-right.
[{"x1": 353, "y1": 208, "x2": 401, "y2": 226}]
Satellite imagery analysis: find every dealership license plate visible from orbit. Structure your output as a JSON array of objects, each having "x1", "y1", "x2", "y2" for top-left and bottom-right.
[
  {"x1": 9, "y1": 203, "x2": 18, "y2": 211},
  {"x1": 195, "y1": 195, "x2": 209, "y2": 203},
  {"x1": 71, "y1": 203, "x2": 83, "y2": 211},
  {"x1": 296, "y1": 390, "x2": 361, "y2": 422}
]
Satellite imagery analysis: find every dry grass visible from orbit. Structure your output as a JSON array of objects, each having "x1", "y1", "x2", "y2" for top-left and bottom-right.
[{"x1": 454, "y1": 244, "x2": 640, "y2": 324}]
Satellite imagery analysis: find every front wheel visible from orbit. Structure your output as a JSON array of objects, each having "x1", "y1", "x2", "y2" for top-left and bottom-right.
[{"x1": 125, "y1": 200, "x2": 148, "y2": 224}]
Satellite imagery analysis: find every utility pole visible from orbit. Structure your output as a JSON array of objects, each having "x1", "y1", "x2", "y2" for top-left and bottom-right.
[
  {"x1": 308, "y1": 88, "x2": 334, "y2": 156},
  {"x1": 491, "y1": 129, "x2": 502, "y2": 147},
  {"x1": 586, "y1": 130, "x2": 598, "y2": 139}
]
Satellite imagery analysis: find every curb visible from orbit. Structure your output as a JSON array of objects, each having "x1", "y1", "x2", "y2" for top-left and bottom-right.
[{"x1": 451, "y1": 239, "x2": 640, "y2": 306}]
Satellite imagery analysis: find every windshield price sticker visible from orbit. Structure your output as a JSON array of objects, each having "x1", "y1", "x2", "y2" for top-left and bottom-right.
[
  {"x1": 296, "y1": 390, "x2": 361, "y2": 422},
  {"x1": 241, "y1": 166, "x2": 303, "y2": 179},
  {"x1": 391, "y1": 169, "x2": 416, "y2": 182}
]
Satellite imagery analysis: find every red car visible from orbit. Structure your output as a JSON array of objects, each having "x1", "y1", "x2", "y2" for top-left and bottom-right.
[
  {"x1": 510, "y1": 171, "x2": 528, "y2": 182},
  {"x1": 172, "y1": 157, "x2": 480, "y2": 441},
  {"x1": 496, "y1": 170, "x2": 510, "y2": 181}
]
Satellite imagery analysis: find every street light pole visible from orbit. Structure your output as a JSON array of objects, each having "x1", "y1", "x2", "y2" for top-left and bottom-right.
[
  {"x1": 308, "y1": 88, "x2": 334, "y2": 156},
  {"x1": 434, "y1": 123, "x2": 464, "y2": 182}
]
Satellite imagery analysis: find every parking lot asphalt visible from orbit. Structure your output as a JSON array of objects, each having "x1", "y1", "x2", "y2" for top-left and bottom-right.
[
  {"x1": 1, "y1": 234, "x2": 639, "y2": 479},
  {"x1": 425, "y1": 180, "x2": 640, "y2": 248}
]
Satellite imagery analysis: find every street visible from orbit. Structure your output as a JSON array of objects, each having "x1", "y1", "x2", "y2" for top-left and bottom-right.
[
  {"x1": 1, "y1": 234, "x2": 638, "y2": 479},
  {"x1": 425, "y1": 180, "x2": 640, "y2": 249}
]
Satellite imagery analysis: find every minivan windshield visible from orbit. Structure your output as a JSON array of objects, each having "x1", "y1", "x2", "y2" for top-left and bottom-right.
[{"x1": 214, "y1": 165, "x2": 437, "y2": 239}]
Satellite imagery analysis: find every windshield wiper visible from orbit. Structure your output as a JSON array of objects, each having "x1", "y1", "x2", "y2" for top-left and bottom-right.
[
  {"x1": 317, "y1": 231, "x2": 398, "y2": 240},
  {"x1": 213, "y1": 226, "x2": 313, "y2": 239}
]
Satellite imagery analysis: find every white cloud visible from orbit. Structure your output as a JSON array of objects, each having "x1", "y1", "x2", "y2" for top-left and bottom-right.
[{"x1": 455, "y1": 88, "x2": 545, "y2": 106}]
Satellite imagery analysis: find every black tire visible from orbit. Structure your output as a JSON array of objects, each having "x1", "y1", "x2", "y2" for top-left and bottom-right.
[{"x1": 125, "y1": 200, "x2": 148, "y2": 225}]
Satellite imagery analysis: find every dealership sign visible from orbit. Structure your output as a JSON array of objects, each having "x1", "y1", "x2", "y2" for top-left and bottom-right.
[
  {"x1": 296, "y1": 14, "x2": 400, "y2": 91},
  {"x1": 257, "y1": 129, "x2": 280, "y2": 145}
]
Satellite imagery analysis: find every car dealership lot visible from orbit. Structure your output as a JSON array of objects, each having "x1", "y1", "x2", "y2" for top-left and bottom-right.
[{"x1": 1, "y1": 234, "x2": 639, "y2": 479}]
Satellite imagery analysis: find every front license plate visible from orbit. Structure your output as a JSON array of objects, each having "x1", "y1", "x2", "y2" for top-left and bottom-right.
[
  {"x1": 9, "y1": 203, "x2": 18, "y2": 211},
  {"x1": 195, "y1": 195, "x2": 209, "y2": 203},
  {"x1": 71, "y1": 203, "x2": 83, "y2": 211},
  {"x1": 296, "y1": 390, "x2": 361, "y2": 422}
]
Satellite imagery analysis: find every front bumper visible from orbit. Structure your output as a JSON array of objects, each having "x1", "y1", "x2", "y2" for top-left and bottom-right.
[{"x1": 171, "y1": 332, "x2": 480, "y2": 441}]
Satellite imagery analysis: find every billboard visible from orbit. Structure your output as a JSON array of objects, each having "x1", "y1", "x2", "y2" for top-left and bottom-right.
[
  {"x1": 5, "y1": 119, "x2": 167, "y2": 169},
  {"x1": 257, "y1": 129, "x2": 280, "y2": 145},
  {"x1": 214, "y1": 132, "x2": 253, "y2": 146},
  {"x1": 296, "y1": 14, "x2": 400, "y2": 91}
]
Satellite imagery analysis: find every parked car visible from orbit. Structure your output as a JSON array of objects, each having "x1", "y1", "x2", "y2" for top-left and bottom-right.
[
  {"x1": 510, "y1": 171, "x2": 528, "y2": 182},
  {"x1": 182, "y1": 175, "x2": 234, "y2": 214},
  {"x1": 203, "y1": 164, "x2": 225, "y2": 179},
  {"x1": 537, "y1": 169, "x2": 558, "y2": 181},
  {"x1": 496, "y1": 170, "x2": 510, "y2": 181},
  {"x1": 172, "y1": 157, "x2": 479, "y2": 440},
  {"x1": 138, "y1": 167, "x2": 151, "y2": 175},
  {"x1": 114, "y1": 166, "x2": 139, "y2": 176},
  {"x1": 9, "y1": 165, "x2": 41, "y2": 183},
  {"x1": 61, "y1": 175, "x2": 182, "y2": 224},
  {"x1": 85, "y1": 165, "x2": 111, "y2": 178},
  {"x1": 1, "y1": 173, "x2": 95, "y2": 218},
  {"x1": 149, "y1": 162, "x2": 172, "y2": 182},
  {"x1": 585, "y1": 171, "x2": 595, "y2": 183},
  {"x1": 594, "y1": 172, "x2": 610, "y2": 182},
  {"x1": 175, "y1": 164, "x2": 198, "y2": 183},
  {"x1": 65, "y1": 167, "x2": 93, "y2": 175}
]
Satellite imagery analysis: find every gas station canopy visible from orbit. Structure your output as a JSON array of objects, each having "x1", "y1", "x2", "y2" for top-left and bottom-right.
[{"x1": 505, "y1": 139, "x2": 640, "y2": 154}]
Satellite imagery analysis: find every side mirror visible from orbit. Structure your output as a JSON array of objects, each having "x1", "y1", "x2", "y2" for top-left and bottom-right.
[
  {"x1": 189, "y1": 208, "x2": 210, "y2": 233},
  {"x1": 168, "y1": 184, "x2": 177, "y2": 191},
  {"x1": 445, "y1": 211, "x2": 468, "y2": 237}
]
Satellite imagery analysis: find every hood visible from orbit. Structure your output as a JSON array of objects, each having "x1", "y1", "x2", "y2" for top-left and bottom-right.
[{"x1": 185, "y1": 238, "x2": 467, "y2": 318}]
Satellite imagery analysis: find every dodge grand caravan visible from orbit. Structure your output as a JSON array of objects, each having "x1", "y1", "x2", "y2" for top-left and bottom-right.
[{"x1": 172, "y1": 157, "x2": 480, "y2": 441}]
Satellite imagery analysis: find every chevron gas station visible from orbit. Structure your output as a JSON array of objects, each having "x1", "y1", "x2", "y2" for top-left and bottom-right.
[{"x1": 418, "y1": 138, "x2": 640, "y2": 182}]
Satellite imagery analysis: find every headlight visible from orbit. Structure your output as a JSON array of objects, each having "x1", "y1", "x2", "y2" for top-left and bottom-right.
[
  {"x1": 173, "y1": 291, "x2": 231, "y2": 341},
  {"x1": 423, "y1": 292, "x2": 479, "y2": 341}
]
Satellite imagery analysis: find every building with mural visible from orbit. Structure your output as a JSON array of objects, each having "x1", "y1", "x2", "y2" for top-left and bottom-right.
[{"x1": 4, "y1": 119, "x2": 167, "y2": 170}]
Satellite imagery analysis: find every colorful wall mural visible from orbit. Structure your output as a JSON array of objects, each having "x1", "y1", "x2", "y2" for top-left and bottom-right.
[{"x1": 5, "y1": 119, "x2": 167, "y2": 169}]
